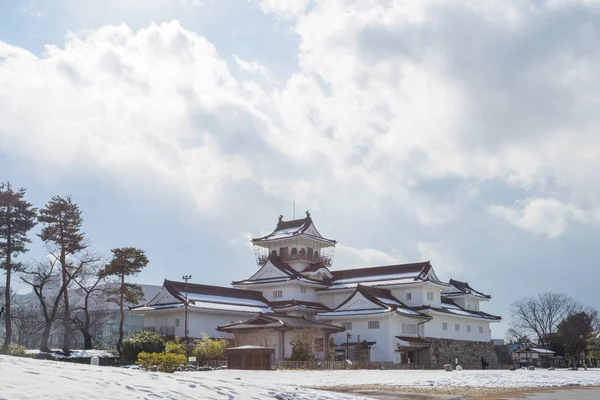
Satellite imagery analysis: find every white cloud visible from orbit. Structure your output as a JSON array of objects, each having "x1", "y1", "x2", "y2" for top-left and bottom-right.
[
  {"x1": 489, "y1": 198, "x2": 588, "y2": 238},
  {"x1": 334, "y1": 244, "x2": 401, "y2": 270},
  {"x1": 414, "y1": 241, "x2": 463, "y2": 278},
  {"x1": 233, "y1": 54, "x2": 271, "y2": 79}
]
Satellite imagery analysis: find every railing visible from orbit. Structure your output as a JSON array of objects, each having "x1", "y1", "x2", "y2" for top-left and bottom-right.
[
  {"x1": 275, "y1": 360, "x2": 423, "y2": 370},
  {"x1": 198, "y1": 360, "x2": 228, "y2": 368},
  {"x1": 159, "y1": 326, "x2": 175, "y2": 336},
  {"x1": 257, "y1": 255, "x2": 332, "y2": 266}
]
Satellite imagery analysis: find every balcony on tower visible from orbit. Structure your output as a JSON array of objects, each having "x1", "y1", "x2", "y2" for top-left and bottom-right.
[{"x1": 252, "y1": 212, "x2": 336, "y2": 268}]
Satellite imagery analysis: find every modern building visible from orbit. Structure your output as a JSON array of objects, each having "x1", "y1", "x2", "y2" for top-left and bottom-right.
[{"x1": 132, "y1": 213, "x2": 501, "y2": 367}]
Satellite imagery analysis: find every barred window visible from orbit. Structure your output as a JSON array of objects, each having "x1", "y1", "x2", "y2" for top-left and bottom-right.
[
  {"x1": 406, "y1": 292, "x2": 412, "y2": 300},
  {"x1": 442, "y1": 322, "x2": 448, "y2": 331},
  {"x1": 273, "y1": 290, "x2": 283, "y2": 298},
  {"x1": 368, "y1": 321, "x2": 380, "y2": 329},
  {"x1": 341, "y1": 322, "x2": 352, "y2": 330}
]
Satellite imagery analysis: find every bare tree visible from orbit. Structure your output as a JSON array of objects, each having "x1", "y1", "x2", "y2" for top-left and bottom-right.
[
  {"x1": 19, "y1": 257, "x2": 85, "y2": 352},
  {"x1": 11, "y1": 301, "x2": 45, "y2": 348},
  {"x1": 70, "y1": 253, "x2": 111, "y2": 349},
  {"x1": 510, "y1": 292, "x2": 580, "y2": 347}
]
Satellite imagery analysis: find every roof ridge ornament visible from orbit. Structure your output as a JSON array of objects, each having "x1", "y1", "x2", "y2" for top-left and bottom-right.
[
  {"x1": 305, "y1": 210, "x2": 310, "y2": 218},
  {"x1": 278, "y1": 214, "x2": 283, "y2": 224}
]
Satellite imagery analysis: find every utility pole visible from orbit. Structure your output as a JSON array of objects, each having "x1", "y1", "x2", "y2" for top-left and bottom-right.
[{"x1": 182, "y1": 275, "x2": 192, "y2": 345}]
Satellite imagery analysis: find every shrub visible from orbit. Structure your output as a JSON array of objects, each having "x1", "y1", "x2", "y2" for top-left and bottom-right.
[
  {"x1": 2, "y1": 344, "x2": 27, "y2": 357},
  {"x1": 165, "y1": 339, "x2": 186, "y2": 355},
  {"x1": 194, "y1": 333, "x2": 227, "y2": 361},
  {"x1": 121, "y1": 331, "x2": 165, "y2": 361},
  {"x1": 137, "y1": 352, "x2": 187, "y2": 373},
  {"x1": 290, "y1": 333, "x2": 314, "y2": 361}
]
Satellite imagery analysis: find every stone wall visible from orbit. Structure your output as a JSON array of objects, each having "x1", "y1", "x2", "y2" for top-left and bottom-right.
[{"x1": 421, "y1": 338, "x2": 499, "y2": 369}]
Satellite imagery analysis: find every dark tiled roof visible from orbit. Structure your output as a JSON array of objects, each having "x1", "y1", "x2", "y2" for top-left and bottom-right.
[
  {"x1": 232, "y1": 255, "x2": 327, "y2": 286},
  {"x1": 339, "y1": 341, "x2": 377, "y2": 347},
  {"x1": 395, "y1": 336, "x2": 431, "y2": 344},
  {"x1": 413, "y1": 303, "x2": 501, "y2": 321},
  {"x1": 447, "y1": 279, "x2": 491, "y2": 299},
  {"x1": 251, "y1": 214, "x2": 336, "y2": 244},
  {"x1": 302, "y1": 262, "x2": 330, "y2": 273},
  {"x1": 330, "y1": 261, "x2": 431, "y2": 282},
  {"x1": 164, "y1": 279, "x2": 269, "y2": 304},
  {"x1": 217, "y1": 313, "x2": 344, "y2": 332},
  {"x1": 270, "y1": 300, "x2": 331, "y2": 311}
]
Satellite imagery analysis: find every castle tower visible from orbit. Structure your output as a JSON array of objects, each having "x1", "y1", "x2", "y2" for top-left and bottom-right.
[{"x1": 251, "y1": 211, "x2": 336, "y2": 272}]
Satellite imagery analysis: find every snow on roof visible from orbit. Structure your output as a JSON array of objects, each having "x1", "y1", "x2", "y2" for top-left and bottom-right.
[
  {"x1": 252, "y1": 214, "x2": 336, "y2": 244},
  {"x1": 189, "y1": 301, "x2": 271, "y2": 314},
  {"x1": 445, "y1": 279, "x2": 491, "y2": 299},
  {"x1": 316, "y1": 309, "x2": 392, "y2": 317},
  {"x1": 184, "y1": 293, "x2": 270, "y2": 307}
]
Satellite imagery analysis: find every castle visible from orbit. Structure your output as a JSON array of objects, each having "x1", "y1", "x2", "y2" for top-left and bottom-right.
[{"x1": 131, "y1": 213, "x2": 501, "y2": 367}]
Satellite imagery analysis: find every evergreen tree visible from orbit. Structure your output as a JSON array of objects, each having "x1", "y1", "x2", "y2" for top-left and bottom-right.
[
  {"x1": 99, "y1": 247, "x2": 149, "y2": 353},
  {"x1": 0, "y1": 183, "x2": 37, "y2": 353},
  {"x1": 289, "y1": 332, "x2": 314, "y2": 361},
  {"x1": 38, "y1": 195, "x2": 86, "y2": 354},
  {"x1": 557, "y1": 312, "x2": 594, "y2": 365}
]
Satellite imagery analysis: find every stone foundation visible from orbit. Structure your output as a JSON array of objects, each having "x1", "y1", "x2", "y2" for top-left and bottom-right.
[{"x1": 421, "y1": 338, "x2": 499, "y2": 369}]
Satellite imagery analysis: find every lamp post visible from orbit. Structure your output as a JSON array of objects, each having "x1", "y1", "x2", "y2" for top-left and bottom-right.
[
  {"x1": 182, "y1": 275, "x2": 192, "y2": 345},
  {"x1": 346, "y1": 333, "x2": 351, "y2": 360}
]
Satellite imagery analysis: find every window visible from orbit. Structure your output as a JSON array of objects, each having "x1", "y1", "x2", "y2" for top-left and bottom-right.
[
  {"x1": 406, "y1": 293, "x2": 412, "y2": 301},
  {"x1": 307, "y1": 247, "x2": 314, "y2": 259},
  {"x1": 455, "y1": 324, "x2": 460, "y2": 331},
  {"x1": 427, "y1": 292, "x2": 434, "y2": 301},
  {"x1": 442, "y1": 322, "x2": 448, "y2": 331},
  {"x1": 314, "y1": 338, "x2": 324, "y2": 352},
  {"x1": 467, "y1": 304, "x2": 471, "y2": 310},
  {"x1": 475, "y1": 304, "x2": 479, "y2": 311},
  {"x1": 401, "y1": 323, "x2": 417, "y2": 335},
  {"x1": 300, "y1": 287, "x2": 307, "y2": 293},
  {"x1": 341, "y1": 322, "x2": 353, "y2": 330},
  {"x1": 479, "y1": 326, "x2": 483, "y2": 334},
  {"x1": 273, "y1": 290, "x2": 283, "y2": 298},
  {"x1": 175, "y1": 319, "x2": 180, "y2": 328},
  {"x1": 299, "y1": 248, "x2": 306, "y2": 258},
  {"x1": 467, "y1": 325, "x2": 471, "y2": 333},
  {"x1": 368, "y1": 321, "x2": 380, "y2": 329},
  {"x1": 279, "y1": 247, "x2": 288, "y2": 259}
]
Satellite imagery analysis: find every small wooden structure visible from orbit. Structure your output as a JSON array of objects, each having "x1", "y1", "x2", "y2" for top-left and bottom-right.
[{"x1": 226, "y1": 345, "x2": 275, "y2": 370}]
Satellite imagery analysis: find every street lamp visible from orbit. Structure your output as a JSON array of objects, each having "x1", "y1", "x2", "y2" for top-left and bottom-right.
[
  {"x1": 182, "y1": 275, "x2": 192, "y2": 345},
  {"x1": 346, "y1": 333, "x2": 352, "y2": 360}
]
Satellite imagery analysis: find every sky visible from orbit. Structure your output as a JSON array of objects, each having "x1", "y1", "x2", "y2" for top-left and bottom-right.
[{"x1": 2, "y1": 0, "x2": 600, "y2": 339}]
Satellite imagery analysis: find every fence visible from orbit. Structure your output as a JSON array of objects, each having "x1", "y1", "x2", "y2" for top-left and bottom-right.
[
  {"x1": 275, "y1": 360, "x2": 423, "y2": 370},
  {"x1": 198, "y1": 359, "x2": 228, "y2": 368}
]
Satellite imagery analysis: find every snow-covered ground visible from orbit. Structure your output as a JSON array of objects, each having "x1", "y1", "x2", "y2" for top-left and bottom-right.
[
  {"x1": 0, "y1": 355, "x2": 367, "y2": 400},
  {"x1": 208, "y1": 368, "x2": 600, "y2": 389},
  {"x1": 3, "y1": 355, "x2": 600, "y2": 400},
  {"x1": 26, "y1": 349, "x2": 116, "y2": 359}
]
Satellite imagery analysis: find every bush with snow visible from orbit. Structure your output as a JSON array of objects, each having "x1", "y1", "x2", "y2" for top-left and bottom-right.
[
  {"x1": 137, "y1": 352, "x2": 187, "y2": 373},
  {"x1": 194, "y1": 333, "x2": 227, "y2": 362},
  {"x1": 122, "y1": 331, "x2": 165, "y2": 361},
  {"x1": 1, "y1": 343, "x2": 27, "y2": 357},
  {"x1": 165, "y1": 339, "x2": 186, "y2": 355}
]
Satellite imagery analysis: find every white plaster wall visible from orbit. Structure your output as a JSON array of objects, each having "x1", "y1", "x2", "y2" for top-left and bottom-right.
[
  {"x1": 421, "y1": 286, "x2": 442, "y2": 308},
  {"x1": 423, "y1": 316, "x2": 491, "y2": 342},
  {"x1": 389, "y1": 287, "x2": 424, "y2": 307},
  {"x1": 328, "y1": 316, "x2": 391, "y2": 362},
  {"x1": 318, "y1": 291, "x2": 352, "y2": 309},
  {"x1": 282, "y1": 330, "x2": 329, "y2": 360},
  {"x1": 141, "y1": 311, "x2": 257, "y2": 339},
  {"x1": 233, "y1": 330, "x2": 281, "y2": 359}
]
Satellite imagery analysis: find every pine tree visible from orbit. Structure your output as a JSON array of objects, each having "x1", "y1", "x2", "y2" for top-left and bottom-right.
[
  {"x1": 99, "y1": 247, "x2": 149, "y2": 353},
  {"x1": 38, "y1": 196, "x2": 86, "y2": 355},
  {"x1": 0, "y1": 183, "x2": 37, "y2": 353}
]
